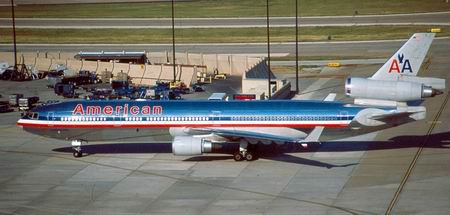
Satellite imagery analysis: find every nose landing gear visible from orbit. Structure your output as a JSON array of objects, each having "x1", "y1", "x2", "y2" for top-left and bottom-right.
[
  {"x1": 71, "y1": 140, "x2": 85, "y2": 158},
  {"x1": 73, "y1": 150, "x2": 83, "y2": 158}
]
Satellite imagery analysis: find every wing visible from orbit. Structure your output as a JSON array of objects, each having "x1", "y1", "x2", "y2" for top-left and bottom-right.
[{"x1": 191, "y1": 127, "x2": 306, "y2": 143}]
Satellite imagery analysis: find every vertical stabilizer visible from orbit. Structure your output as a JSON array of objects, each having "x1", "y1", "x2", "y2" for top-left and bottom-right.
[{"x1": 371, "y1": 33, "x2": 435, "y2": 80}]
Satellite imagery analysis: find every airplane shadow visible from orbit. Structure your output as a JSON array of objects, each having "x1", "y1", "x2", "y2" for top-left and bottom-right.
[{"x1": 53, "y1": 131, "x2": 450, "y2": 168}]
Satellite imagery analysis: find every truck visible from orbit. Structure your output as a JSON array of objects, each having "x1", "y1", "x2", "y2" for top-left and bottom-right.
[
  {"x1": 54, "y1": 83, "x2": 77, "y2": 98},
  {"x1": 19, "y1": 96, "x2": 39, "y2": 111},
  {"x1": 47, "y1": 71, "x2": 63, "y2": 88},
  {"x1": 61, "y1": 70, "x2": 98, "y2": 86},
  {"x1": 47, "y1": 69, "x2": 98, "y2": 88},
  {"x1": 46, "y1": 65, "x2": 70, "y2": 88},
  {"x1": 169, "y1": 81, "x2": 191, "y2": 94}
]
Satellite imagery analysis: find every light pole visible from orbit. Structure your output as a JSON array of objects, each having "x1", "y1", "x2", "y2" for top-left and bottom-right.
[
  {"x1": 171, "y1": 0, "x2": 176, "y2": 82},
  {"x1": 11, "y1": 0, "x2": 17, "y2": 69},
  {"x1": 295, "y1": 0, "x2": 299, "y2": 94},
  {"x1": 266, "y1": 0, "x2": 271, "y2": 99}
]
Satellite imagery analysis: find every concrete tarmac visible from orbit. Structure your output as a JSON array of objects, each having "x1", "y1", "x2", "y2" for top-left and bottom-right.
[
  {"x1": 0, "y1": 41, "x2": 449, "y2": 214},
  {"x1": 272, "y1": 59, "x2": 386, "y2": 66}
]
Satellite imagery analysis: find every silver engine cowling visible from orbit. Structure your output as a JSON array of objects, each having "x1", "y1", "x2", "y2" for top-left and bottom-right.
[
  {"x1": 345, "y1": 77, "x2": 442, "y2": 102},
  {"x1": 172, "y1": 136, "x2": 211, "y2": 156},
  {"x1": 172, "y1": 136, "x2": 222, "y2": 156}
]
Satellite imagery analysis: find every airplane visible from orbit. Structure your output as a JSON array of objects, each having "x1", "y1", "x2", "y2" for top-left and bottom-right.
[{"x1": 17, "y1": 33, "x2": 445, "y2": 161}]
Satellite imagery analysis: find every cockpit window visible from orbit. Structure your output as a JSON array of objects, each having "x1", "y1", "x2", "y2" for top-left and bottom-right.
[
  {"x1": 32, "y1": 113, "x2": 39, "y2": 119},
  {"x1": 24, "y1": 112, "x2": 39, "y2": 119}
]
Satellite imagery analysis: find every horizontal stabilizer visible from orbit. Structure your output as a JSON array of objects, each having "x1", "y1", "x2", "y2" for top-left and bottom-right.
[
  {"x1": 369, "y1": 106, "x2": 426, "y2": 121},
  {"x1": 369, "y1": 112, "x2": 413, "y2": 121}
]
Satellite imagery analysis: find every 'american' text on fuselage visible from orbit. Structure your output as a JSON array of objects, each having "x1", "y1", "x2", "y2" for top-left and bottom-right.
[{"x1": 72, "y1": 104, "x2": 163, "y2": 116}]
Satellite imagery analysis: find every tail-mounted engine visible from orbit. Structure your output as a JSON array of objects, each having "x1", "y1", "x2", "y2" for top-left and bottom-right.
[{"x1": 345, "y1": 77, "x2": 442, "y2": 102}]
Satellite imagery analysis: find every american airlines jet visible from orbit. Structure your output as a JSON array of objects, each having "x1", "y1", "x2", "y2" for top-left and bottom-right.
[{"x1": 17, "y1": 33, "x2": 445, "y2": 161}]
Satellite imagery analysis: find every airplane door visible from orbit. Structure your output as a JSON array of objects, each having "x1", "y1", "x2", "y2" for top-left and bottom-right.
[
  {"x1": 47, "y1": 112, "x2": 55, "y2": 127},
  {"x1": 210, "y1": 111, "x2": 221, "y2": 126},
  {"x1": 339, "y1": 111, "x2": 348, "y2": 121},
  {"x1": 47, "y1": 112, "x2": 55, "y2": 121},
  {"x1": 113, "y1": 114, "x2": 122, "y2": 127}
]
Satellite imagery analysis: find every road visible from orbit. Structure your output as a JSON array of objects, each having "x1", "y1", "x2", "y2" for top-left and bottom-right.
[
  {"x1": 0, "y1": 11, "x2": 449, "y2": 28},
  {"x1": 1, "y1": 37, "x2": 449, "y2": 57},
  {"x1": 272, "y1": 59, "x2": 386, "y2": 66}
]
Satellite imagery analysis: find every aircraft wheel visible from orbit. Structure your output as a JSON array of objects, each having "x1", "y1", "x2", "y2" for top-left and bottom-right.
[
  {"x1": 73, "y1": 151, "x2": 83, "y2": 158},
  {"x1": 233, "y1": 152, "x2": 244, "y2": 161}
]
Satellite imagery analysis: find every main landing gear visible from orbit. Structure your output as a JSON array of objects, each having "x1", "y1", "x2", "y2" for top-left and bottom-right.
[
  {"x1": 233, "y1": 141, "x2": 258, "y2": 161},
  {"x1": 71, "y1": 140, "x2": 85, "y2": 158}
]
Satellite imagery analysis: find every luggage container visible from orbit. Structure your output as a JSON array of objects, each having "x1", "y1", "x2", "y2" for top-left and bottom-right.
[{"x1": 9, "y1": 94, "x2": 23, "y2": 107}]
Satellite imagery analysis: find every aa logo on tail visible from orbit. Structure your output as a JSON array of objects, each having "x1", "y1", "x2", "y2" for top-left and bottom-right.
[{"x1": 388, "y1": 53, "x2": 413, "y2": 73}]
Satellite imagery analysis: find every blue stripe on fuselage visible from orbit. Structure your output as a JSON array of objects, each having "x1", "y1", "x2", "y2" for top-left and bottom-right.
[{"x1": 25, "y1": 100, "x2": 376, "y2": 121}]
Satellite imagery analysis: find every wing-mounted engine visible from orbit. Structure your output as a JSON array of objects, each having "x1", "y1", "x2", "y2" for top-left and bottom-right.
[
  {"x1": 170, "y1": 127, "x2": 233, "y2": 156},
  {"x1": 172, "y1": 136, "x2": 235, "y2": 156},
  {"x1": 345, "y1": 77, "x2": 443, "y2": 103},
  {"x1": 172, "y1": 136, "x2": 212, "y2": 156}
]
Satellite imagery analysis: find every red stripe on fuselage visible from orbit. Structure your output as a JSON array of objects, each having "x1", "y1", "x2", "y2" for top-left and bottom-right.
[{"x1": 17, "y1": 122, "x2": 348, "y2": 129}]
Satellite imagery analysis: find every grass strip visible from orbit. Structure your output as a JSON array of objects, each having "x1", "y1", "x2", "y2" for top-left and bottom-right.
[
  {"x1": 0, "y1": 26, "x2": 449, "y2": 44},
  {"x1": 0, "y1": 0, "x2": 449, "y2": 18}
]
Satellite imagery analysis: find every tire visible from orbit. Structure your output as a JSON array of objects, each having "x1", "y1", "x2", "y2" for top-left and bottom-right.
[
  {"x1": 233, "y1": 152, "x2": 244, "y2": 161},
  {"x1": 245, "y1": 152, "x2": 255, "y2": 161},
  {"x1": 73, "y1": 151, "x2": 83, "y2": 158}
]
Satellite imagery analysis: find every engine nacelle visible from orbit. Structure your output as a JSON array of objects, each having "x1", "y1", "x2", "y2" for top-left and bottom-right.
[
  {"x1": 172, "y1": 136, "x2": 209, "y2": 156},
  {"x1": 172, "y1": 135, "x2": 237, "y2": 156},
  {"x1": 345, "y1": 77, "x2": 441, "y2": 102}
]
